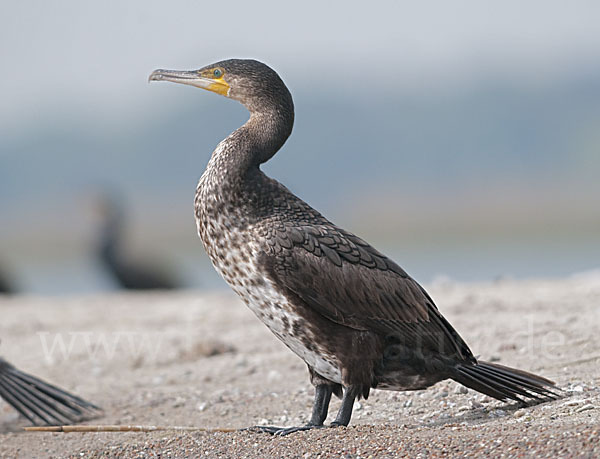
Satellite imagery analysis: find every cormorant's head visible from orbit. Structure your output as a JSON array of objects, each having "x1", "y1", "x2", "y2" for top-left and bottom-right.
[{"x1": 149, "y1": 58, "x2": 293, "y2": 113}]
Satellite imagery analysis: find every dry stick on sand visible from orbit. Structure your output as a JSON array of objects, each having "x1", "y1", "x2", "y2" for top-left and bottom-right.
[{"x1": 25, "y1": 425, "x2": 236, "y2": 433}]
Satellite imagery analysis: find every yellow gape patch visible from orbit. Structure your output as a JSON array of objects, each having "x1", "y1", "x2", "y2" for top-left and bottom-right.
[{"x1": 207, "y1": 77, "x2": 229, "y2": 96}]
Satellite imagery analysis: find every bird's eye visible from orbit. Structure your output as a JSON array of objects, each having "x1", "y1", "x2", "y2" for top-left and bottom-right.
[{"x1": 213, "y1": 68, "x2": 223, "y2": 78}]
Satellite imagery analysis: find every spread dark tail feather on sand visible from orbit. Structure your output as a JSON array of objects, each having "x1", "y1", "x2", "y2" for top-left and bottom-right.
[
  {"x1": 454, "y1": 360, "x2": 559, "y2": 404},
  {"x1": 0, "y1": 358, "x2": 101, "y2": 425}
]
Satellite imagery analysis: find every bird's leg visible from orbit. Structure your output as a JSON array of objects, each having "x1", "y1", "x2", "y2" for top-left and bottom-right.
[
  {"x1": 330, "y1": 385, "x2": 361, "y2": 427},
  {"x1": 246, "y1": 384, "x2": 333, "y2": 436},
  {"x1": 307, "y1": 383, "x2": 334, "y2": 426}
]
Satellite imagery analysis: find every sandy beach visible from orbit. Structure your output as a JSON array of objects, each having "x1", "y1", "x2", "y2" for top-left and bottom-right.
[{"x1": 1, "y1": 273, "x2": 599, "y2": 457}]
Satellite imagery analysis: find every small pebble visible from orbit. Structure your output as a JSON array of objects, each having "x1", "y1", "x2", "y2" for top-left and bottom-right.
[
  {"x1": 576, "y1": 404, "x2": 596, "y2": 413},
  {"x1": 470, "y1": 400, "x2": 483, "y2": 409},
  {"x1": 514, "y1": 409, "x2": 527, "y2": 417},
  {"x1": 197, "y1": 402, "x2": 208, "y2": 411},
  {"x1": 562, "y1": 399, "x2": 584, "y2": 407},
  {"x1": 454, "y1": 386, "x2": 468, "y2": 395},
  {"x1": 421, "y1": 410, "x2": 440, "y2": 420}
]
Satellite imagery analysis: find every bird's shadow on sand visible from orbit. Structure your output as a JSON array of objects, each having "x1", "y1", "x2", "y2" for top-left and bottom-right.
[{"x1": 409, "y1": 397, "x2": 560, "y2": 430}]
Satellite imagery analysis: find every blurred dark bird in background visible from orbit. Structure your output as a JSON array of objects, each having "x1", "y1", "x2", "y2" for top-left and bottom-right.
[
  {"x1": 0, "y1": 265, "x2": 16, "y2": 295},
  {"x1": 0, "y1": 356, "x2": 101, "y2": 425},
  {"x1": 150, "y1": 59, "x2": 559, "y2": 435},
  {"x1": 95, "y1": 193, "x2": 180, "y2": 290}
]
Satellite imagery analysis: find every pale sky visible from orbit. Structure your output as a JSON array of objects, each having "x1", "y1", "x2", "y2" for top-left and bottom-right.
[{"x1": 1, "y1": 0, "x2": 600, "y2": 134}]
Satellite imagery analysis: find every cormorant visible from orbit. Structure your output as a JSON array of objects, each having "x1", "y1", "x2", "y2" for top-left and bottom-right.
[
  {"x1": 0, "y1": 356, "x2": 100, "y2": 425},
  {"x1": 96, "y1": 193, "x2": 179, "y2": 290},
  {"x1": 0, "y1": 265, "x2": 15, "y2": 295},
  {"x1": 149, "y1": 59, "x2": 558, "y2": 434}
]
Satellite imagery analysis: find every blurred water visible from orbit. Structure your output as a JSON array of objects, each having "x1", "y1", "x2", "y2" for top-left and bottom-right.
[{"x1": 5, "y1": 236, "x2": 598, "y2": 295}]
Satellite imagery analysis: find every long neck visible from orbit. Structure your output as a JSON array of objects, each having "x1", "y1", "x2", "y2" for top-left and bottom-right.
[{"x1": 204, "y1": 100, "x2": 294, "y2": 185}]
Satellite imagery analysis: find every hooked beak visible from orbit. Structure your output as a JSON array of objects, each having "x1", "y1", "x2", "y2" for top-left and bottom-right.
[{"x1": 148, "y1": 69, "x2": 229, "y2": 96}]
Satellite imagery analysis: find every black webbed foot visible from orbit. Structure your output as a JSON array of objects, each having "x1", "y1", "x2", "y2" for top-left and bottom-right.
[
  {"x1": 245, "y1": 424, "x2": 325, "y2": 436},
  {"x1": 243, "y1": 425, "x2": 284, "y2": 434},
  {"x1": 243, "y1": 383, "x2": 337, "y2": 435},
  {"x1": 329, "y1": 421, "x2": 348, "y2": 427},
  {"x1": 243, "y1": 383, "x2": 360, "y2": 435}
]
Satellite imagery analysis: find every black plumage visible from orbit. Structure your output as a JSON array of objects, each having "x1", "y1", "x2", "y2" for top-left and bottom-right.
[
  {"x1": 0, "y1": 357, "x2": 100, "y2": 425},
  {"x1": 0, "y1": 265, "x2": 15, "y2": 295},
  {"x1": 149, "y1": 59, "x2": 558, "y2": 434}
]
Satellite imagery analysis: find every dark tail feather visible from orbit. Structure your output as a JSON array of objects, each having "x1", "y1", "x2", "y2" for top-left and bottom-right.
[
  {"x1": 0, "y1": 358, "x2": 101, "y2": 425},
  {"x1": 453, "y1": 360, "x2": 560, "y2": 404}
]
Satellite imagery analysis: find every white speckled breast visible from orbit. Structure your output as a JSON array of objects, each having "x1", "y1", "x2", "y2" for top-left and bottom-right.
[{"x1": 195, "y1": 154, "x2": 342, "y2": 384}]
